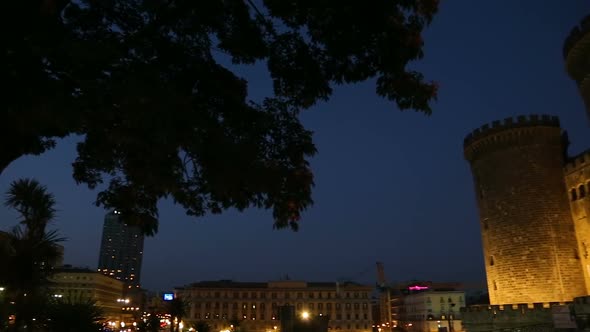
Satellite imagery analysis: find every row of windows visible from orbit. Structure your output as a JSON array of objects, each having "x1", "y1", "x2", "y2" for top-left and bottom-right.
[
  {"x1": 404, "y1": 296, "x2": 463, "y2": 305},
  {"x1": 191, "y1": 322, "x2": 368, "y2": 331},
  {"x1": 193, "y1": 312, "x2": 369, "y2": 321},
  {"x1": 192, "y1": 291, "x2": 368, "y2": 300},
  {"x1": 331, "y1": 324, "x2": 369, "y2": 330},
  {"x1": 187, "y1": 323, "x2": 369, "y2": 331},
  {"x1": 54, "y1": 283, "x2": 96, "y2": 288},
  {"x1": 424, "y1": 297, "x2": 463, "y2": 304},
  {"x1": 194, "y1": 302, "x2": 369, "y2": 310},
  {"x1": 402, "y1": 314, "x2": 456, "y2": 321},
  {"x1": 54, "y1": 289, "x2": 93, "y2": 294},
  {"x1": 191, "y1": 307, "x2": 368, "y2": 317},
  {"x1": 571, "y1": 183, "x2": 589, "y2": 201},
  {"x1": 58, "y1": 275, "x2": 95, "y2": 280},
  {"x1": 403, "y1": 307, "x2": 458, "y2": 314}
]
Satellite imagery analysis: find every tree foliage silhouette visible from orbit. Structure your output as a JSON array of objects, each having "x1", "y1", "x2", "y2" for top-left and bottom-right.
[
  {"x1": 0, "y1": 179, "x2": 65, "y2": 330},
  {"x1": 167, "y1": 297, "x2": 188, "y2": 332},
  {"x1": 139, "y1": 313, "x2": 162, "y2": 332},
  {"x1": 5, "y1": 179, "x2": 57, "y2": 240},
  {"x1": 194, "y1": 321, "x2": 212, "y2": 332},
  {"x1": 4, "y1": 0, "x2": 439, "y2": 234},
  {"x1": 45, "y1": 298, "x2": 104, "y2": 332}
]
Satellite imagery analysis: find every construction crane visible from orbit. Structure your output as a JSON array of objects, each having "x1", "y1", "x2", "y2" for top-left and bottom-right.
[
  {"x1": 335, "y1": 266, "x2": 373, "y2": 296},
  {"x1": 376, "y1": 262, "x2": 392, "y2": 330}
]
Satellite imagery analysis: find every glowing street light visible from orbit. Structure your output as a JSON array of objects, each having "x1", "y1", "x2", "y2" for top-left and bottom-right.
[{"x1": 301, "y1": 311, "x2": 310, "y2": 320}]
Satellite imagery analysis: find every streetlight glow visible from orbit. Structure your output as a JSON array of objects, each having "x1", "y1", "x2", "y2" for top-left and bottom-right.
[{"x1": 301, "y1": 311, "x2": 310, "y2": 320}]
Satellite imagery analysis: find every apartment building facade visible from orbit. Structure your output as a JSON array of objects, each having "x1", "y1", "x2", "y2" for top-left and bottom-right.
[
  {"x1": 399, "y1": 291, "x2": 465, "y2": 332},
  {"x1": 49, "y1": 266, "x2": 125, "y2": 321},
  {"x1": 175, "y1": 280, "x2": 373, "y2": 332}
]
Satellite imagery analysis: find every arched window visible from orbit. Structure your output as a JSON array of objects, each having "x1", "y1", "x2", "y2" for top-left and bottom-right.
[
  {"x1": 580, "y1": 184, "x2": 586, "y2": 198},
  {"x1": 572, "y1": 188, "x2": 578, "y2": 201}
]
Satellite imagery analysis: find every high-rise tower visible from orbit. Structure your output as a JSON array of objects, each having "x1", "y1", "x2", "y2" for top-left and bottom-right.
[
  {"x1": 97, "y1": 210, "x2": 145, "y2": 288},
  {"x1": 463, "y1": 115, "x2": 586, "y2": 305}
]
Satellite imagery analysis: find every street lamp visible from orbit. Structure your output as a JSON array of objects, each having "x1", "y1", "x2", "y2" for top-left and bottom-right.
[
  {"x1": 301, "y1": 311, "x2": 310, "y2": 320},
  {"x1": 447, "y1": 299, "x2": 456, "y2": 332}
]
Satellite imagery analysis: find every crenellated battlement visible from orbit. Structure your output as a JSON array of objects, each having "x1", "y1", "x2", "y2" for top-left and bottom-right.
[
  {"x1": 461, "y1": 303, "x2": 567, "y2": 332},
  {"x1": 462, "y1": 112, "x2": 586, "y2": 306},
  {"x1": 461, "y1": 302, "x2": 566, "y2": 313},
  {"x1": 564, "y1": 149, "x2": 590, "y2": 173},
  {"x1": 463, "y1": 114, "x2": 560, "y2": 154},
  {"x1": 563, "y1": 14, "x2": 590, "y2": 59}
]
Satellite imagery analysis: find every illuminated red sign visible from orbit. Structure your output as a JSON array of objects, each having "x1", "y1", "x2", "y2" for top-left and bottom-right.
[{"x1": 408, "y1": 285, "x2": 429, "y2": 291}]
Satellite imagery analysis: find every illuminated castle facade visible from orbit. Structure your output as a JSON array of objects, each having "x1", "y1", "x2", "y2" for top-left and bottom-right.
[
  {"x1": 464, "y1": 115, "x2": 588, "y2": 305},
  {"x1": 463, "y1": 14, "x2": 590, "y2": 306}
]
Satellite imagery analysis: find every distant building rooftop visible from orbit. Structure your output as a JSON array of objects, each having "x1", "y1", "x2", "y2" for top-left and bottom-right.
[
  {"x1": 54, "y1": 265, "x2": 96, "y2": 274},
  {"x1": 176, "y1": 280, "x2": 369, "y2": 290}
]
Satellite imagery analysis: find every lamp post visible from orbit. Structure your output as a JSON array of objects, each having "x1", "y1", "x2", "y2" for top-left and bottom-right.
[
  {"x1": 447, "y1": 299, "x2": 456, "y2": 332},
  {"x1": 0, "y1": 287, "x2": 6, "y2": 330}
]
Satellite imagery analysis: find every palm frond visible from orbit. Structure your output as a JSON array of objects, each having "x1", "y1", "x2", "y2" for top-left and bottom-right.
[
  {"x1": 46, "y1": 298, "x2": 104, "y2": 332},
  {"x1": 4, "y1": 178, "x2": 57, "y2": 238}
]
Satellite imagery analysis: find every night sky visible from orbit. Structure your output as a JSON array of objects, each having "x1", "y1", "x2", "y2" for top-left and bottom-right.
[{"x1": 2, "y1": 1, "x2": 590, "y2": 292}]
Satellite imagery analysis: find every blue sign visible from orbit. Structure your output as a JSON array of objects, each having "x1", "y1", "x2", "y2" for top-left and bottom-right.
[{"x1": 163, "y1": 293, "x2": 174, "y2": 301}]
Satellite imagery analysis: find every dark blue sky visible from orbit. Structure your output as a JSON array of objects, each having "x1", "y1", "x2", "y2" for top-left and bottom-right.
[{"x1": 2, "y1": 1, "x2": 590, "y2": 291}]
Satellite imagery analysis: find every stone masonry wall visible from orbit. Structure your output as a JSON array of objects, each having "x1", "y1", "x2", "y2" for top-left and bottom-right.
[
  {"x1": 564, "y1": 151, "x2": 590, "y2": 295},
  {"x1": 464, "y1": 115, "x2": 586, "y2": 305},
  {"x1": 461, "y1": 303, "x2": 555, "y2": 332}
]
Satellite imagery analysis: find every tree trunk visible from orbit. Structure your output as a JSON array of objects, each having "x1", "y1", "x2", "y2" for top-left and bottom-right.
[{"x1": 175, "y1": 317, "x2": 182, "y2": 332}]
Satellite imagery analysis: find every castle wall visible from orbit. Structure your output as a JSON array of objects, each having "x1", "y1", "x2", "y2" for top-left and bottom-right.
[
  {"x1": 464, "y1": 115, "x2": 586, "y2": 305},
  {"x1": 461, "y1": 303, "x2": 556, "y2": 332},
  {"x1": 564, "y1": 152, "x2": 590, "y2": 295}
]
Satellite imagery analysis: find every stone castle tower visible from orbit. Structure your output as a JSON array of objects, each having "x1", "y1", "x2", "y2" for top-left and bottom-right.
[
  {"x1": 463, "y1": 115, "x2": 587, "y2": 305},
  {"x1": 564, "y1": 15, "x2": 590, "y2": 121},
  {"x1": 562, "y1": 16, "x2": 590, "y2": 296}
]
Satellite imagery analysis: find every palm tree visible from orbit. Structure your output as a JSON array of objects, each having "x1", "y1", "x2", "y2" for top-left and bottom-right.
[
  {"x1": 139, "y1": 313, "x2": 162, "y2": 332},
  {"x1": 5, "y1": 178, "x2": 56, "y2": 241},
  {"x1": 0, "y1": 178, "x2": 64, "y2": 331},
  {"x1": 0, "y1": 227, "x2": 65, "y2": 331},
  {"x1": 167, "y1": 298, "x2": 188, "y2": 332},
  {"x1": 45, "y1": 298, "x2": 104, "y2": 332},
  {"x1": 194, "y1": 321, "x2": 211, "y2": 332}
]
